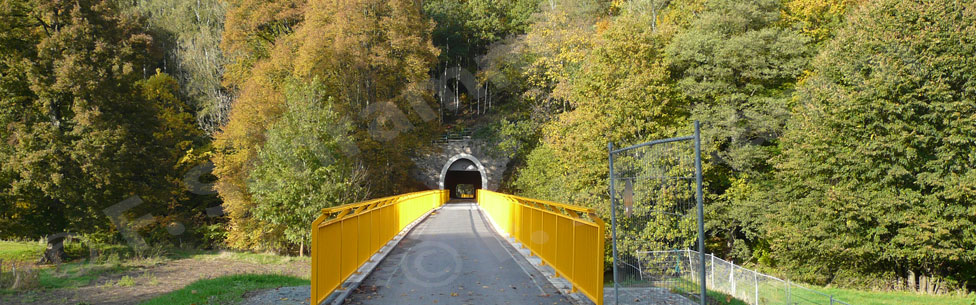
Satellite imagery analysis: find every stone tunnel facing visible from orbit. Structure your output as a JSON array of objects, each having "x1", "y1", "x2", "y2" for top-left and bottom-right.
[{"x1": 442, "y1": 158, "x2": 484, "y2": 199}]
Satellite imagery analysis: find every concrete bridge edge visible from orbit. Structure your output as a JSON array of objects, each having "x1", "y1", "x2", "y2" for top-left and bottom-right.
[
  {"x1": 320, "y1": 206, "x2": 443, "y2": 305},
  {"x1": 474, "y1": 204, "x2": 596, "y2": 305}
]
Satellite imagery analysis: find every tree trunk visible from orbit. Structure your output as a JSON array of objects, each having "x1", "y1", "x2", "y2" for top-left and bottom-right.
[
  {"x1": 907, "y1": 269, "x2": 916, "y2": 292},
  {"x1": 39, "y1": 235, "x2": 66, "y2": 264}
]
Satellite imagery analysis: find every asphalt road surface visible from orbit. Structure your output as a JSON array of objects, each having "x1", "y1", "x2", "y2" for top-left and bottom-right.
[{"x1": 343, "y1": 201, "x2": 573, "y2": 305}]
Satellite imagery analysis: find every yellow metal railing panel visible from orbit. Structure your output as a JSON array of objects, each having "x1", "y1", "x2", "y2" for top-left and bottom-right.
[
  {"x1": 477, "y1": 190, "x2": 605, "y2": 305},
  {"x1": 310, "y1": 190, "x2": 448, "y2": 305}
]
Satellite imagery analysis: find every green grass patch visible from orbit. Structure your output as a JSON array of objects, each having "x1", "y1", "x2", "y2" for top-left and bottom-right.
[
  {"x1": 38, "y1": 255, "x2": 166, "y2": 289},
  {"x1": 807, "y1": 285, "x2": 974, "y2": 305},
  {"x1": 669, "y1": 279, "x2": 748, "y2": 305},
  {"x1": 0, "y1": 241, "x2": 44, "y2": 263},
  {"x1": 170, "y1": 248, "x2": 308, "y2": 265},
  {"x1": 138, "y1": 274, "x2": 308, "y2": 305}
]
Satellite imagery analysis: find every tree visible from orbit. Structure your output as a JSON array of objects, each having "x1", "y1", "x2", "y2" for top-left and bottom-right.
[
  {"x1": 512, "y1": 7, "x2": 690, "y2": 265},
  {"x1": 247, "y1": 79, "x2": 367, "y2": 255},
  {"x1": 665, "y1": 0, "x2": 812, "y2": 262},
  {"x1": 423, "y1": 0, "x2": 538, "y2": 69},
  {"x1": 214, "y1": 0, "x2": 440, "y2": 252},
  {"x1": 772, "y1": 0, "x2": 976, "y2": 291},
  {"x1": 213, "y1": 0, "x2": 303, "y2": 251},
  {"x1": 130, "y1": 0, "x2": 232, "y2": 135},
  {"x1": 782, "y1": 0, "x2": 863, "y2": 43},
  {"x1": 0, "y1": 0, "x2": 196, "y2": 262}
]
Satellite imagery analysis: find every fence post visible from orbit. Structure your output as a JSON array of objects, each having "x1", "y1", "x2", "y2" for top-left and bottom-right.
[
  {"x1": 830, "y1": 295, "x2": 835, "y2": 305},
  {"x1": 608, "y1": 142, "x2": 619, "y2": 305},
  {"x1": 754, "y1": 271, "x2": 759, "y2": 305},
  {"x1": 694, "y1": 120, "x2": 707, "y2": 305},
  {"x1": 710, "y1": 254, "x2": 714, "y2": 289},
  {"x1": 787, "y1": 279, "x2": 791, "y2": 304},
  {"x1": 730, "y1": 263, "x2": 736, "y2": 296}
]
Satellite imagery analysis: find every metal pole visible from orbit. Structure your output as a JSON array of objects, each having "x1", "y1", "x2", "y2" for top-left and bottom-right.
[
  {"x1": 694, "y1": 120, "x2": 707, "y2": 305},
  {"x1": 608, "y1": 142, "x2": 620, "y2": 305}
]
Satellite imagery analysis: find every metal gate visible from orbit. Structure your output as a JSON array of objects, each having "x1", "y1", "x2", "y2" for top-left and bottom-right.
[{"x1": 608, "y1": 121, "x2": 706, "y2": 305}]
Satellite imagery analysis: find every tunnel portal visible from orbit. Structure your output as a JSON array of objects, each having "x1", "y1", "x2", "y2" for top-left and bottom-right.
[{"x1": 440, "y1": 155, "x2": 487, "y2": 199}]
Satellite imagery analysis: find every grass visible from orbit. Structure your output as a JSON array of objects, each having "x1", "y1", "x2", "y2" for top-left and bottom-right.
[
  {"x1": 666, "y1": 273, "x2": 975, "y2": 305},
  {"x1": 37, "y1": 255, "x2": 166, "y2": 289},
  {"x1": 0, "y1": 241, "x2": 44, "y2": 263},
  {"x1": 38, "y1": 263, "x2": 105, "y2": 289},
  {"x1": 115, "y1": 275, "x2": 136, "y2": 287},
  {"x1": 171, "y1": 248, "x2": 309, "y2": 265},
  {"x1": 808, "y1": 285, "x2": 974, "y2": 305},
  {"x1": 138, "y1": 274, "x2": 308, "y2": 305},
  {"x1": 669, "y1": 278, "x2": 749, "y2": 305}
]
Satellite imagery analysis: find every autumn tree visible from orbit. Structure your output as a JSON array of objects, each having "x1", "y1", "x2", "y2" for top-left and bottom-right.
[
  {"x1": 211, "y1": 0, "x2": 306, "y2": 251},
  {"x1": 214, "y1": 0, "x2": 439, "y2": 252}
]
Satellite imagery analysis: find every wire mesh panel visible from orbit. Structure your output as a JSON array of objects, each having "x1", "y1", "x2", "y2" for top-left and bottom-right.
[
  {"x1": 674, "y1": 249, "x2": 850, "y2": 305},
  {"x1": 607, "y1": 123, "x2": 850, "y2": 305},
  {"x1": 608, "y1": 122, "x2": 705, "y2": 305}
]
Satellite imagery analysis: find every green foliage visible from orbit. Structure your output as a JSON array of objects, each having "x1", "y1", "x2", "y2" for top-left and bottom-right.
[
  {"x1": 0, "y1": 0, "x2": 197, "y2": 248},
  {"x1": 667, "y1": 0, "x2": 811, "y2": 176},
  {"x1": 664, "y1": 0, "x2": 812, "y2": 263},
  {"x1": 502, "y1": 3, "x2": 693, "y2": 268},
  {"x1": 423, "y1": 0, "x2": 538, "y2": 65},
  {"x1": 771, "y1": 0, "x2": 976, "y2": 290},
  {"x1": 247, "y1": 80, "x2": 367, "y2": 251},
  {"x1": 783, "y1": 0, "x2": 862, "y2": 43},
  {"x1": 484, "y1": 0, "x2": 976, "y2": 293}
]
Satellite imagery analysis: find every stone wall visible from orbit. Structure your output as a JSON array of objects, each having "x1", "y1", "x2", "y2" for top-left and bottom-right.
[{"x1": 410, "y1": 139, "x2": 509, "y2": 191}]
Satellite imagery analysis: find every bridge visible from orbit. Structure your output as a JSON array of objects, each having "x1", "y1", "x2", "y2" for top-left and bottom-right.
[{"x1": 309, "y1": 189, "x2": 606, "y2": 305}]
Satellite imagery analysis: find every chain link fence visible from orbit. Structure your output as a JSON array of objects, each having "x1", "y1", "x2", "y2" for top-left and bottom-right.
[{"x1": 637, "y1": 249, "x2": 851, "y2": 305}]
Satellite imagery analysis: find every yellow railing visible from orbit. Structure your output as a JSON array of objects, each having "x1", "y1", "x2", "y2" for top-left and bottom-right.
[
  {"x1": 310, "y1": 190, "x2": 448, "y2": 305},
  {"x1": 477, "y1": 190, "x2": 606, "y2": 305}
]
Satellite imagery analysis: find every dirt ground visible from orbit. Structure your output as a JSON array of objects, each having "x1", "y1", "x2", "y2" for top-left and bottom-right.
[{"x1": 0, "y1": 257, "x2": 310, "y2": 305}]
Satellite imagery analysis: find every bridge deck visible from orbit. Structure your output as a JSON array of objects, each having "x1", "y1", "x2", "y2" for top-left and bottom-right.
[{"x1": 344, "y1": 201, "x2": 573, "y2": 305}]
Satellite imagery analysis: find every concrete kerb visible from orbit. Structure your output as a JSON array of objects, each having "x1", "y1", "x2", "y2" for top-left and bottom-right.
[
  {"x1": 320, "y1": 206, "x2": 444, "y2": 305},
  {"x1": 474, "y1": 204, "x2": 595, "y2": 305}
]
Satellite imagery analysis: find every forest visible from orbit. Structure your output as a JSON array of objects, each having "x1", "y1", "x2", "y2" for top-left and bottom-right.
[{"x1": 0, "y1": 0, "x2": 974, "y2": 299}]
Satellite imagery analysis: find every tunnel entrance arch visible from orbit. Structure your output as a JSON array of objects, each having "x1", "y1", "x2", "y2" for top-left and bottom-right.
[{"x1": 439, "y1": 154, "x2": 488, "y2": 199}]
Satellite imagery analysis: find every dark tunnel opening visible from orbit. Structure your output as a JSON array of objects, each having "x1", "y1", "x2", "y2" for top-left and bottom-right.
[
  {"x1": 443, "y1": 158, "x2": 483, "y2": 199},
  {"x1": 444, "y1": 170, "x2": 482, "y2": 198}
]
